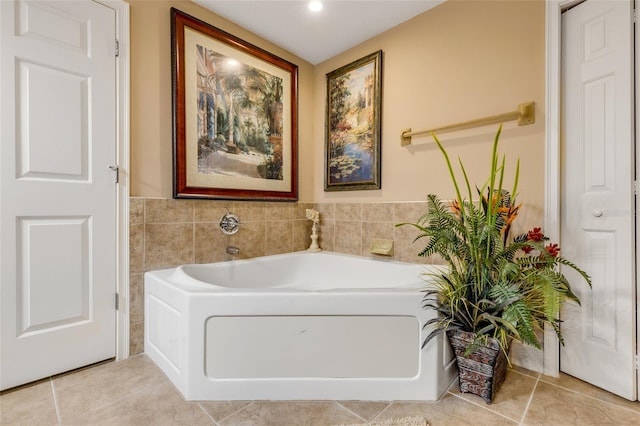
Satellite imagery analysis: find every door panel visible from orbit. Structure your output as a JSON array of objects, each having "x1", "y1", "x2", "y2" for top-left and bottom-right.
[
  {"x1": 1, "y1": 0, "x2": 117, "y2": 390},
  {"x1": 560, "y1": 0, "x2": 636, "y2": 400},
  {"x1": 17, "y1": 217, "x2": 91, "y2": 334},
  {"x1": 17, "y1": 60, "x2": 89, "y2": 180},
  {"x1": 17, "y1": 0, "x2": 91, "y2": 54}
]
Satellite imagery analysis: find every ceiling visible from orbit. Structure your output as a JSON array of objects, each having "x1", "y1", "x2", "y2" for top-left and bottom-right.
[{"x1": 194, "y1": 0, "x2": 446, "y2": 65}]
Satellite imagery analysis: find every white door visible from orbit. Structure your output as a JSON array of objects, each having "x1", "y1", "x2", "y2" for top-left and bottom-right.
[
  {"x1": 560, "y1": 0, "x2": 636, "y2": 400},
  {"x1": 0, "y1": 0, "x2": 118, "y2": 390}
]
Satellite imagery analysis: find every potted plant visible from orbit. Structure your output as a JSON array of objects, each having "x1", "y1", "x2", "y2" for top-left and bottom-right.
[{"x1": 397, "y1": 125, "x2": 591, "y2": 404}]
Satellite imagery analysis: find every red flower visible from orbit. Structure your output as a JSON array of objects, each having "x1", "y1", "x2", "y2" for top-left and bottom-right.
[
  {"x1": 522, "y1": 245, "x2": 534, "y2": 254},
  {"x1": 545, "y1": 243, "x2": 560, "y2": 257},
  {"x1": 527, "y1": 227, "x2": 544, "y2": 242}
]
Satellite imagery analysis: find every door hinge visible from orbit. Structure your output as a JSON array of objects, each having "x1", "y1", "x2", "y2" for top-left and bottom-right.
[
  {"x1": 115, "y1": 293, "x2": 119, "y2": 310},
  {"x1": 115, "y1": 39, "x2": 120, "y2": 57},
  {"x1": 109, "y1": 165, "x2": 119, "y2": 183}
]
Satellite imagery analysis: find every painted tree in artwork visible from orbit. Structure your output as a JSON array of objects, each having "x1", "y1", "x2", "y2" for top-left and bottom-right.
[
  {"x1": 329, "y1": 75, "x2": 351, "y2": 158},
  {"x1": 241, "y1": 66, "x2": 284, "y2": 179},
  {"x1": 243, "y1": 67, "x2": 283, "y2": 137},
  {"x1": 196, "y1": 45, "x2": 218, "y2": 154},
  {"x1": 219, "y1": 72, "x2": 245, "y2": 147},
  {"x1": 329, "y1": 75, "x2": 351, "y2": 131},
  {"x1": 195, "y1": 44, "x2": 286, "y2": 180}
]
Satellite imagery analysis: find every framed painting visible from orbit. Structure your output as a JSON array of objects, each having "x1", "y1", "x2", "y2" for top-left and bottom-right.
[
  {"x1": 325, "y1": 50, "x2": 382, "y2": 191},
  {"x1": 171, "y1": 8, "x2": 298, "y2": 200}
]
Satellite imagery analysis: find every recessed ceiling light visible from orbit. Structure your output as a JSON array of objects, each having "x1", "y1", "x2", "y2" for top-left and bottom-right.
[{"x1": 308, "y1": 1, "x2": 323, "y2": 12}]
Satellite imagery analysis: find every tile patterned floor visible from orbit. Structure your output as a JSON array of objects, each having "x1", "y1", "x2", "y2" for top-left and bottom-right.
[{"x1": 2, "y1": 355, "x2": 640, "y2": 425}]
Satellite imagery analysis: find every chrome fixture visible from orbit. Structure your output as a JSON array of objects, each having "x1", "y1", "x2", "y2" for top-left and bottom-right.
[
  {"x1": 226, "y1": 245, "x2": 240, "y2": 255},
  {"x1": 219, "y1": 212, "x2": 240, "y2": 235},
  {"x1": 108, "y1": 164, "x2": 119, "y2": 183}
]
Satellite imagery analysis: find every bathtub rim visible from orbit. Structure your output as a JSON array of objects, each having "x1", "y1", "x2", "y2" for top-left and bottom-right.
[{"x1": 150, "y1": 250, "x2": 445, "y2": 292}]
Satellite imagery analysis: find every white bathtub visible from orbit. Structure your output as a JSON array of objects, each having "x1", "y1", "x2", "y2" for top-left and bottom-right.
[{"x1": 144, "y1": 251, "x2": 456, "y2": 401}]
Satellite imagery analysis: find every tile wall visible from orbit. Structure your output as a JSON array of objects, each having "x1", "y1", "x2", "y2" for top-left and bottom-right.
[{"x1": 128, "y1": 198, "x2": 440, "y2": 354}]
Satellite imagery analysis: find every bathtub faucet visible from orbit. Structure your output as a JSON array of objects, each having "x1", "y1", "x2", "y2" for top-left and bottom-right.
[
  {"x1": 226, "y1": 245, "x2": 240, "y2": 255},
  {"x1": 219, "y1": 212, "x2": 240, "y2": 235}
]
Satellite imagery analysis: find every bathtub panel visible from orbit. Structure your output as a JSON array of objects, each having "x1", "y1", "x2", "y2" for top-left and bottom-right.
[
  {"x1": 144, "y1": 252, "x2": 458, "y2": 401},
  {"x1": 205, "y1": 315, "x2": 419, "y2": 379},
  {"x1": 146, "y1": 294, "x2": 183, "y2": 373}
]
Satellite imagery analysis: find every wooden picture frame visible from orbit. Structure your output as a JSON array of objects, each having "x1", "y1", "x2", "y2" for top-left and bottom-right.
[
  {"x1": 171, "y1": 8, "x2": 298, "y2": 200},
  {"x1": 325, "y1": 50, "x2": 382, "y2": 191}
]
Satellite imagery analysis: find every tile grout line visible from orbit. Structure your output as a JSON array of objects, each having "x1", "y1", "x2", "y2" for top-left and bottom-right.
[
  {"x1": 518, "y1": 374, "x2": 540, "y2": 425},
  {"x1": 61, "y1": 381, "x2": 168, "y2": 424},
  {"x1": 142, "y1": 199, "x2": 147, "y2": 274},
  {"x1": 369, "y1": 401, "x2": 394, "y2": 423},
  {"x1": 444, "y1": 370, "x2": 540, "y2": 424},
  {"x1": 195, "y1": 402, "x2": 218, "y2": 425},
  {"x1": 537, "y1": 377, "x2": 640, "y2": 414},
  {"x1": 214, "y1": 401, "x2": 257, "y2": 424},
  {"x1": 445, "y1": 390, "x2": 520, "y2": 424},
  {"x1": 50, "y1": 378, "x2": 62, "y2": 426},
  {"x1": 52, "y1": 358, "x2": 169, "y2": 424},
  {"x1": 333, "y1": 401, "x2": 376, "y2": 423}
]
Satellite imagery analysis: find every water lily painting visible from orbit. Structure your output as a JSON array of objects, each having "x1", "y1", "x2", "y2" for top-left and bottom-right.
[
  {"x1": 172, "y1": 8, "x2": 298, "y2": 200},
  {"x1": 325, "y1": 51, "x2": 382, "y2": 191}
]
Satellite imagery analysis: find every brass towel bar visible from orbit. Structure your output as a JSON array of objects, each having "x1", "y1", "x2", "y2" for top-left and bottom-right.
[{"x1": 400, "y1": 101, "x2": 535, "y2": 146}]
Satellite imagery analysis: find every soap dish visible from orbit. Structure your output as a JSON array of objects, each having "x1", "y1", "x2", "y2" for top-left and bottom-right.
[{"x1": 369, "y1": 238, "x2": 394, "y2": 256}]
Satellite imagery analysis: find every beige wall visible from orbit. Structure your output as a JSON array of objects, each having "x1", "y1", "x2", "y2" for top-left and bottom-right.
[
  {"x1": 128, "y1": 0, "x2": 544, "y2": 218},
  {"x1": 127, "y1": 0, "x2": 315, "y2": 200},
  {"x1": 313, "y1": 0, "x2": 545, "y2": 224}
]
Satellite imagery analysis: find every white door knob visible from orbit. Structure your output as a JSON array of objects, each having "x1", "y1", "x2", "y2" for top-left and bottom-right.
[{"x1": 592, "y1": 209, "x2": 603, "y2": 217}]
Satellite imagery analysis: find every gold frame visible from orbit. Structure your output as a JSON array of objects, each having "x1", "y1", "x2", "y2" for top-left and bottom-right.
[{"x1": 325, "y1": 51, "x2": 382, "y2": 191}]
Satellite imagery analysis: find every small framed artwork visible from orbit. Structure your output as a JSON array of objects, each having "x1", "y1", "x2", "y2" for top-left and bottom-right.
[
  {"x1": 325, "y1": 50, "x2": 382, "y2": 191},
  {"x1": 171, "y1": 8, "x2": 298, "y2": 200}
]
